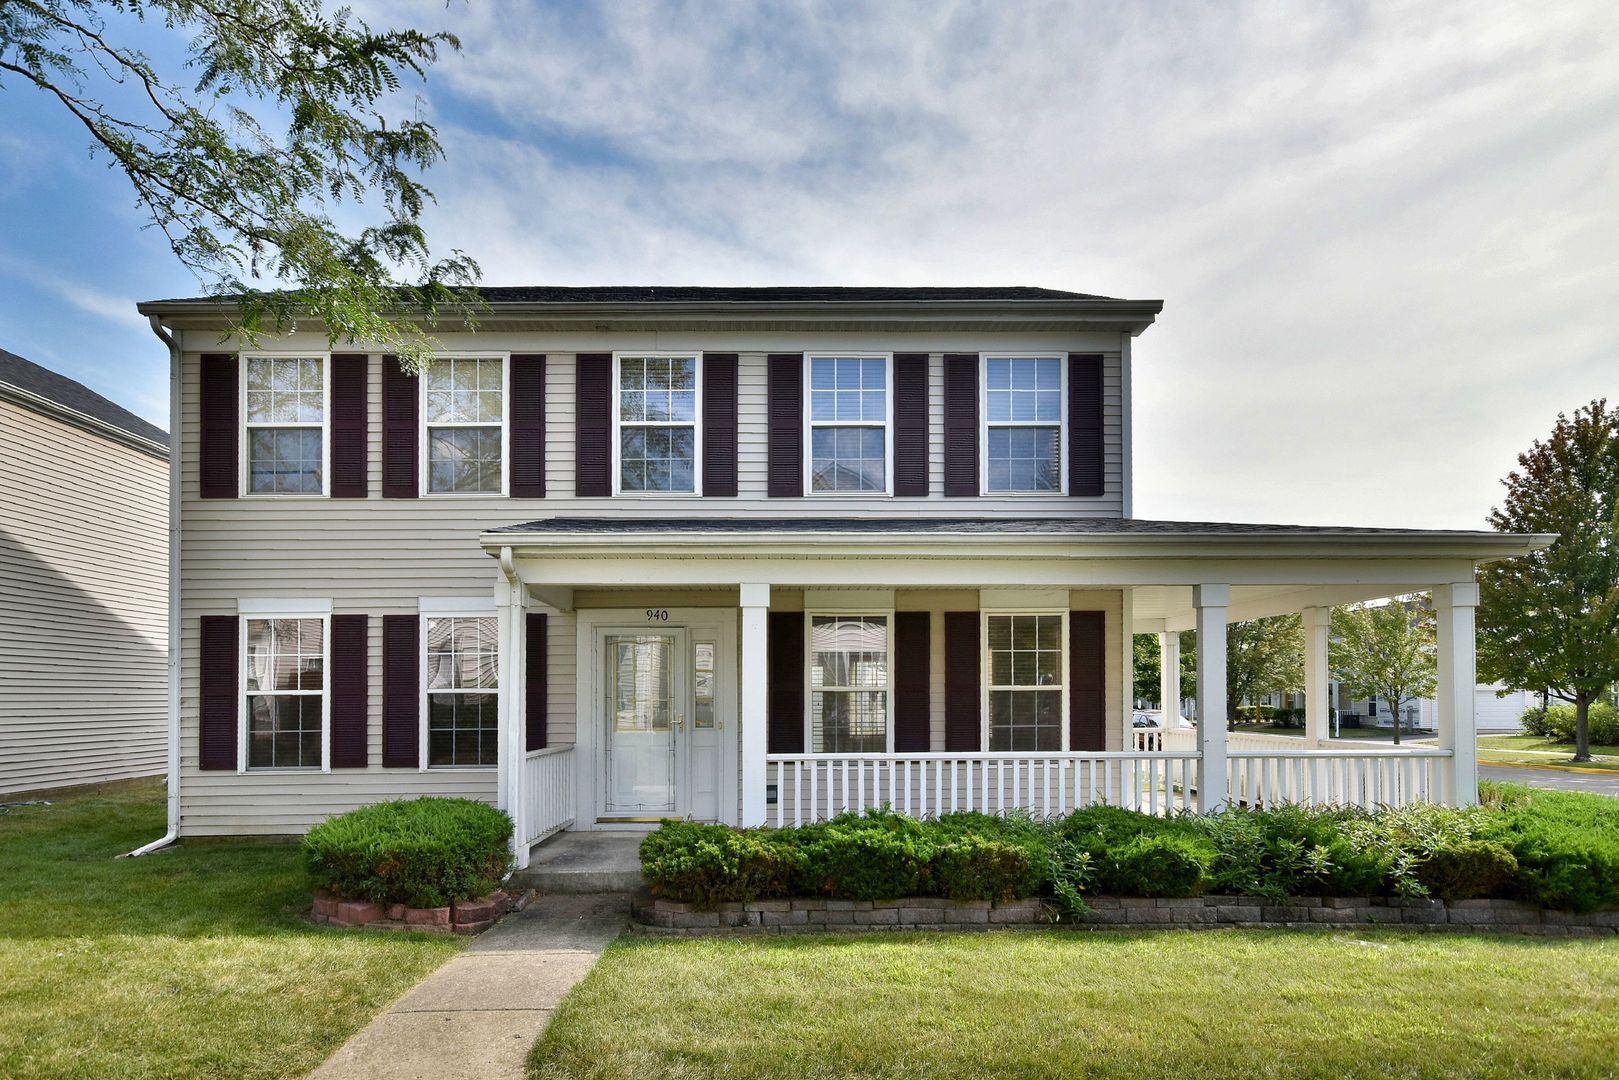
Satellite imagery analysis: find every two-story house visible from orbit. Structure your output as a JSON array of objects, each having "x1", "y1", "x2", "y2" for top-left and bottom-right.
[{"x1": 133, "y1": 287, "x2": 1548, "y2": 863}]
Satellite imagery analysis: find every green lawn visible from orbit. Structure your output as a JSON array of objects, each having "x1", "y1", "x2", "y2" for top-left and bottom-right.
[
  {"x1": 1478, "y1": 735, "x2": 1619, "y2": 772},
  {"x1": 530, "y1": 931, "x2": 1619, "y2": 1079},
  {"x1": 0, "y1": 780, "x2": 462, "y2": 1080}
]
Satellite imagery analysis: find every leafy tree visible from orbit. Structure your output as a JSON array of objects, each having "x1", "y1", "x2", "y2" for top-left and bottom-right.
[
  {"x1": 1131, "y1": 631, "x2": 1194, "y2": 706},
  {"x1": 1, "y1": 0, "x2": 478, "y2": 370},
  {"x1": 1224, "y1": 614, "x2": 1303, "y2": 727},
  {"x1": 1478, "y1": 400, "x2": 1619, "y2": 761},
  {"x1": 1331, "y1": 600, "x2": 1436, "y2": 745}
]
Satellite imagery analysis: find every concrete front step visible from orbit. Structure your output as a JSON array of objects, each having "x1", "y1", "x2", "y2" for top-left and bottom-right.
[{"x1": 510, "y1": 831, "x2": 648, "y2": 894}]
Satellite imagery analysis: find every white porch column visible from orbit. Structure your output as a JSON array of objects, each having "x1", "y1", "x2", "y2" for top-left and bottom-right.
[
  {"x1": 739, "y1": 583, "x2": 771, "y2": 827},
  {"x1": 1158, "y1": 631, "x2": 1181, "y2": 727},
  {"x1": 1303, "y1": 606, "x2": 1331, "y2": 747},
  {"x1": 1194, "y1": 584, "x2": 1230, "y2": 812},
  {"x1": 1434, "y1": 582, "x2": 1480, "y2": 806},
  {"x1": 496, "y1": 566, "x2": 530, "y2": 865}
]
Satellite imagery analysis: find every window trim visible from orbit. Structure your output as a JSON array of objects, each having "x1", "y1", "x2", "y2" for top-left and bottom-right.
[
  {"x1": 802, "y1": 352, "x2": 895, "y2": 497},
  {"x1": 238, "y1": 608, "x2": 331, "y2": 773},
  {"x1": 418, "y1": 351, "x2": 511, "y2": 498},
  {"x1": 239, "y1": 351, "x2": 332, "y2": 499},
  {"x1": 803, "y1": 608, "x2": 896, "y2": 755},
  {"x1": 419, "y1": 609, "x2": 500, "y2": 771},
  {"x1": 610, "y1": 351, "x2": 705, "y2": 497},
  {"x1": 980, "y1": 608, "x2": 1070, "y2": 752},
  {"x1": 978, "y1": 353, "x2": 1068, "y2": 496}
]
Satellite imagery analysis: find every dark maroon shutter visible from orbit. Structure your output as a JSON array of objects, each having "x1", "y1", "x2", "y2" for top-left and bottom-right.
[
  {"x1": 766, "y1": 354, "x2": 803, "y2": 497},
  {"x1": 575, "y1": 353, "x2": 611, "y2": 497},
  {"x1": 382, "y1": 614, "x2": 420, "y2": 767},
  {"x1": 702, "y1": 353, "x2": 738, "y2": 496},
  {"x1": 943, "y1": 611, "x2": 981, "y2": 751},
  {"x1": 381, "y1": 355, "x2": 419, "y2": 498},
  {"x1": 767, "y1": 611, "x2": 804, "y2": 753},
  {"x1": 199, "y1": 615, "x2": 238, "y2": 769},
  {"x1": 893, "y1": 353, "x2": 929, "y2": 497},
  {"x1": 894, "y1": 612, "x2": 931, "y2": 751},
  {"x1": 330, "y1": 614, "x2": 369, "y2": 767},
  {"x1": 199, "y1": 353, "x2": 238, "y2": 499},
  {"x1": 526, "y1": 612, "x2": 548, "y2": 751},
  {"x1": 1069, "y1": 353, "x2": 1104, "y2": 498},
  {"x1": 943, "y1": 354, "x2": 979, "y2": 497},
  {"x1": 1070, "y1": 610, "x2": 1106, "y2": 750},
  {"x1": 330, "y1": 353, "x2": 368, "y2": 498},
  {"x1": 510, "y1": 354, "x2": 547, "y2": 498}
]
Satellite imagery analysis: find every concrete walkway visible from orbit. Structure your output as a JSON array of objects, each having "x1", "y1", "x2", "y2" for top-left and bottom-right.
[{"x1": 307, "y1": 893, "x2": 628, "y2": 1080}]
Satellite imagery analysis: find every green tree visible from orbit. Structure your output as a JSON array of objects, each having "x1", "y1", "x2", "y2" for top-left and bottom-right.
[
  {"x1": 1, "y1": 0, "x2": 478, "y2": 370},
  {"x1": 1224, "y1": 614, "x2": 1303, "y2": 727},
  {"x1": 1331, "y1": 600, "x2": 1436, "y2": 745},
  {"x1": 1478, "y1": 400, "x2": 1619, "y2": 761},
  {"x1": 1131, "y1": 631, "x2": 1194, "y2": 706}
]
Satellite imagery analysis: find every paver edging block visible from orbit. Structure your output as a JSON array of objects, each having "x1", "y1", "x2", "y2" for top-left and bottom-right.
[
  {"x1": 311, "y1": 889, "x2": 512, "y2": 934},
  {"x1": 632, "y1": 894, "x2": 1619, "y2": 936}
]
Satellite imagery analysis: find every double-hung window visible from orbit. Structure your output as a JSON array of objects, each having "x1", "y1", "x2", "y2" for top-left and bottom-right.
[
  {"x1": 243, "y1": 616, "x2": 327, "y2": 768},
  {"x1": 615, "y1": 355, "x2": 699, "y2": 493},
  {"x1": 423, "y1": 356, "x2": 506, "y2": 494},
  {"x1": 983, "y1": 355, "x2": 1064, "y2": 493},
  {"x1": 807, "y1": 613, "x2": 890, "y2": 753},
  {"x1": 807, "y1": 355, "x2": 890, "y2": 493},
  {"x1": 243, "y1": 354, "x2": 327, "y2": 494},
  {"x1": 985, "y1": 613, "x2": 1065, "y2": 751},
  {"x1": 423, "y1": 615, "x2": 499, "y2": 767}
]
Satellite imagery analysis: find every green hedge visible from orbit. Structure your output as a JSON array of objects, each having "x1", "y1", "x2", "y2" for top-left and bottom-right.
[
  {"x1": 303, "y1": 797, "x2": 513, "y2": 908},
  {"x1": 1520, "y1": 702, "x2": 1619, "y2": 746},
  {"x1": 640, "y1": 784, "x2": 1619, "y2": 913}
]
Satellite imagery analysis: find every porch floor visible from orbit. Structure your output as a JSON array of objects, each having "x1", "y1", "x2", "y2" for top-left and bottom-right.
[{"x1": 512, "y1": 831, "x2": 647, "y2": 894}]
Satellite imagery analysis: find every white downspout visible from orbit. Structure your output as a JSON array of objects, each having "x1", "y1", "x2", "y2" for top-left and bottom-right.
[{"x1": 123, "y1": 316, "x2": 182, "y2": 857}]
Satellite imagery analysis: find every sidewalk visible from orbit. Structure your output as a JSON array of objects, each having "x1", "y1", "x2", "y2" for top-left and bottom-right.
[{"x1": 308, "y1": 893, "x2": 629, "y2": 1080}]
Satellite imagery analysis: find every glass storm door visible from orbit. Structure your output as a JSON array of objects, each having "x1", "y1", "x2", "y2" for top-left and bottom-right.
[{"x1": 603, "y1": 630, "x2": 686, "y2": 817}]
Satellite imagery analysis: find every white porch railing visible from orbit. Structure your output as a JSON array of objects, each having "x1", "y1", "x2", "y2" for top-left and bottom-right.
[
  {"x1": 766, "y1": 752, "x2": 1201, "y2": 827},
  {"x1": 1228, "y1": 749, "x2": 1450, "y2": 810},
  {"x1": 523, "y1": 745, "x2": 575, "y2": 846}
]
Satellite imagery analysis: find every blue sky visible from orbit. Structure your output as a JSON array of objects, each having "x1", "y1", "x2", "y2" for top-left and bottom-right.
[{"x1": 2, "y1": 1, "x2": 1617, "y2": 526}]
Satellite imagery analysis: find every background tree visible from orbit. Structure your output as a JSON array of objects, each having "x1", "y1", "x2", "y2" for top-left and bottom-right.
[
  {"x1": 1, "y1": 0, "x2": 478, "y2": 370},
  {"x1": 1224, "y1": 614, "x2": 1303, "y2": 727},
  {"x1": 1478, "y1": 400, "x2": 1619, "y2": 761},
  {"x1": 1131, "y1": 631, "x2": 1195, "y2": 707},
  {"x1": 1331, "y1": 599, "x2": 1436, "y2": 745}
]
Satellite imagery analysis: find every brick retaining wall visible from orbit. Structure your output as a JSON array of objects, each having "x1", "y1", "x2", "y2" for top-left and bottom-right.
[{"x1": 633, "y1": 893, "x2": 1619, "y2": 936}]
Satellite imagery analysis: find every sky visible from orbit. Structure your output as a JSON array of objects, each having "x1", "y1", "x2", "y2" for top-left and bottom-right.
[{"x1": 1, "y1": 0, "x2": 1615, "y2": 528}]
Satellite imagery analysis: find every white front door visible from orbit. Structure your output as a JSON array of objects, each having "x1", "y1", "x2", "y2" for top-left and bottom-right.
[{"x1": 603, "y1": 629, "x2": 687, "y2": 817}]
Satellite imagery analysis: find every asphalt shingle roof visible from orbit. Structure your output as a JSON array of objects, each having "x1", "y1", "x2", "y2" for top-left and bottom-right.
[{"x1": 0, "y1": 349, "x2": 169, "y2": 451}]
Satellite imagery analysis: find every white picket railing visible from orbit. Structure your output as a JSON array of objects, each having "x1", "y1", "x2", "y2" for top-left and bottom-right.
[
  {"x1": 1227, "y1": 749, "x2": 1450, "y2": 810},
  {"x1": 523, "y1": 745, "x2": 576, "y2": 845},
  {"x1": 765, "y1": 752, "x2": 1201, "y2": 827}
]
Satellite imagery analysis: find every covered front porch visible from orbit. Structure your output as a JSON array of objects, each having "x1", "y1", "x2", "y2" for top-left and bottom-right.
[{"x1": 480, "y1": 518, "x2": 1547, "y2": 867}]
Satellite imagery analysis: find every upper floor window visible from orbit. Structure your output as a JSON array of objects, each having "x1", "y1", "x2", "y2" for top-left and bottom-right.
[
  {"x1": 244, "y1": 355, "x2": 326, "y2": 494},
  {"x1": 808, "y1": 613, "x2": 890, "y2": 753},
  {"x1": 424, "y1": 615, "x2": 499, "y2": 767},
  {"x1": 983, "y1": 356, "x2": 1063, "y2": 494},
  {"x1": 807, "y1": 355, "x2": 889, "y2": 493},
  {"x1": 244, "y1": 615, "x2": 326, "y2": 768},
  {"x1": 423, "y1": 356, "x2": 506, "y2": 494},
  {"x1": 615, "y1": 355, "x2": 699, "y2": 493},
  {"x1": 985, "y1": 612, "x2": 1065, "y2": 750}
]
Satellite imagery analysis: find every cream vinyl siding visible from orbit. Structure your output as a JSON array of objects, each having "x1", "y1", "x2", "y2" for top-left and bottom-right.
[
  {"x1": 0, "y1": 399, "x2": 167, "y2": 796},
  {"x1": 175, "y1": 326, "x2": 1129, "y2": 834}
]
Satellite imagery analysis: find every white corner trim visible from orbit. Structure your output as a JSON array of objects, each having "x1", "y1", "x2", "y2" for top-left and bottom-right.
[
  {"x1": 979, "y1": 587, "x2": 1070, "y2": 610},
  {"x1": 237, "y1": 597, "x2": 333, "y2": 614},
  {"x1": 419, "y1": 595, "x2": 498, "y2": 614}
]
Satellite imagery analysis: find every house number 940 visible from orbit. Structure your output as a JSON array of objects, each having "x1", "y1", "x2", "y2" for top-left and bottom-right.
[{"x1": 645, "y1": 609, "x2": 670, "y2": 622}]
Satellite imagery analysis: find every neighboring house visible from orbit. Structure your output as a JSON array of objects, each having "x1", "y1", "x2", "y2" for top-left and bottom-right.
[
  {"x1": 1247, "y1": 683, "x2": 1532, "y2": 735},
  {"x1": 135, "y1": 287, "x2": 1548, "y2": 860},
  {"x1": 0, "y1": 349, "x2": 169, "y2": 797}
]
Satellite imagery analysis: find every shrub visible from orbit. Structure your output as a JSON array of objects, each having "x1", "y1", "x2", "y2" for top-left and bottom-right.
[
  {"x1": 793, "y1": 809, "x2": 938, "y2": 900},
  {"x1": 1101, "y1": 834, "x2": 1214, "y2": 897},
  {"x1": 934, "y1": 835, "x2": 1041, "y2": 902},
  {"x1": 1523, "y1": 702, "x2": 1619, "y2": 746},
  {"x1": 1415, "y1": 840, "x2": 1518, "y2": 901},
  {"x1": 1520, "y1": 706, "x2": 1552, "y2": 737},
  {"x1": 303, "y1": 797, "x2": 512, "y2": 908},
  {"x1": 1478, "y1": 783, "x2": 1619, "y2": 912},
  {"x1": 640, "y1": 821, "x2": 800, "y2": 906},
  {"x1": 1196, "y1": 804, "x2": 1385, "y2": 900}
]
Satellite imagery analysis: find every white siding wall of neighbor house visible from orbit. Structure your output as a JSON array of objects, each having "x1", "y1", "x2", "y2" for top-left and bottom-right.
[
  {"x1": 0, "y1": 398, "x2": 168, "y2": 796},
  {"x1": 174, "y1": 327, "x2": 1129, "y2": 834}
]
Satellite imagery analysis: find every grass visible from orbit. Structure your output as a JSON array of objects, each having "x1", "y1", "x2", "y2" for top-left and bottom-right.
[
  {"x1": 1477, "y1": 735, "x2": 1619, "y2": 772},
  {"x1": 0, "y1": 780, "x2": 463, "y2": 1080},
  {"x1": 529, "y1": 931, "x2": 1619, "y2": 1079}
]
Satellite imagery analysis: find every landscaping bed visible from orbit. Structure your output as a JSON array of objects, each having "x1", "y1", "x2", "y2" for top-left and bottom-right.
[{"x1": 638, "y1": 782, "x2": 1619, "y2": 921}]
